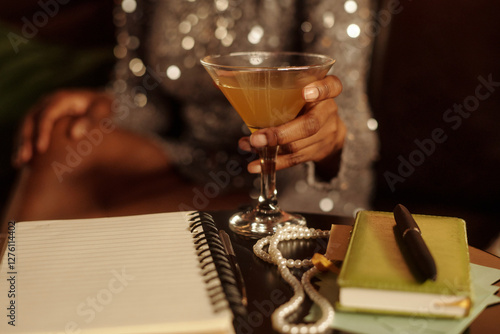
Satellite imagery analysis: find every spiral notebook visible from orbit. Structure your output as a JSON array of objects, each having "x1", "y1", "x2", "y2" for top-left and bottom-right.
[{"x1": 0, "y1": 211, "x2": 244, "y2": 333}]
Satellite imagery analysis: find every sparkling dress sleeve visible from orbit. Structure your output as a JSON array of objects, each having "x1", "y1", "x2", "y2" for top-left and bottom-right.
[{"x1": 277, "y1": 0, "x2": 380, "y2": 216}]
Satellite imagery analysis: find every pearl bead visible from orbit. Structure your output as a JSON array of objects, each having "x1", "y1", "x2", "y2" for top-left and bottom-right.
[{"x1": 252, "y1": 225, "x2": 334, "y2": 334}]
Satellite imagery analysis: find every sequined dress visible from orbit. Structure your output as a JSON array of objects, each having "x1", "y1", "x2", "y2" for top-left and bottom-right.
[{"x1": 111, "y1": 0, "x2": 379, "y2": 217}]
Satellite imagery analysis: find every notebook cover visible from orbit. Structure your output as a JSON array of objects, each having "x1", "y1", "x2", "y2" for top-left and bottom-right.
[{"x1": 337, "y1": 210, "x2": 471, "y2": 310}]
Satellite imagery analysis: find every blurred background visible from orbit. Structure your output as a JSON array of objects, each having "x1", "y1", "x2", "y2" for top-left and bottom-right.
[
  {"x1": 1, "y1": 1, "x2": 499, "y2": 253},
  {"x1": 0, "y1": 0, "x2": 115, "y2": 208},
  {"x1": 368, "y1": 0, "x2": 500, "y2": 253}
]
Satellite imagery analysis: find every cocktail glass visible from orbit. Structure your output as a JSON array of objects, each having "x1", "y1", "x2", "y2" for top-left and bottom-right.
[{"x1": 201, "y1": 51, "x2": 335, "y2": 237}]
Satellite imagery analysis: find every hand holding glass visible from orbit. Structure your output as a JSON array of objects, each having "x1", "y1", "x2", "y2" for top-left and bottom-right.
[{"x1": 201, "y1": 52, "x2": 335, "y2": 237}]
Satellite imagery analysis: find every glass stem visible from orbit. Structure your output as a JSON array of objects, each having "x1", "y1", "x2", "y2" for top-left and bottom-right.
[{"x1": 256, "y1": 146, "x2": 280, "y2": 215}]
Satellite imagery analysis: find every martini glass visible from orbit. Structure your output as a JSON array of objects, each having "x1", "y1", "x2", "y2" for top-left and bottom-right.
[{"x1": 201, "y1": 51, "x2": 335, "y2": 238}]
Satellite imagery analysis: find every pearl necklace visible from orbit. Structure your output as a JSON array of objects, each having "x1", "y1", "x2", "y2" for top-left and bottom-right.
[{"x1": 253, "y1": 225, "x2": 334, "y2": 334}]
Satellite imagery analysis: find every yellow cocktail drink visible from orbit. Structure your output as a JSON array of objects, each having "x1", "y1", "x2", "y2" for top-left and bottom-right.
[{"x1": 217, "y1": 74, "x2": 305, "y2": 132}]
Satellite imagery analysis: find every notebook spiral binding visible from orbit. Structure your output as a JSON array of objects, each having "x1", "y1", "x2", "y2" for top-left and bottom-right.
[{"x1": 188, "y1": 212, "x2": 247, "y2": 318}]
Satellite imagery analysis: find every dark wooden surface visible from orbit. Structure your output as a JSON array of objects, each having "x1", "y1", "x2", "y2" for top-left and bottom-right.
[{"x1": 209, "y1": 211, "x2": 500, "y2": 334}]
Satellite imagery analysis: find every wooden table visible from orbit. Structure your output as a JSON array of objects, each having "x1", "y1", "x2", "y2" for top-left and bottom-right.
[
  {"x1": 209, "y1": 211, "x2": 500, "y2": 334},
  {"x1": 468, "y1": 247, "x2": 500, "y2": 333}
]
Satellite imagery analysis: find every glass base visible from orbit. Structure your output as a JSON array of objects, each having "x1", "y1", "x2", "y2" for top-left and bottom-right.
[{"x1": 229, "y1": 208, "x2": 306, "y2": 238}]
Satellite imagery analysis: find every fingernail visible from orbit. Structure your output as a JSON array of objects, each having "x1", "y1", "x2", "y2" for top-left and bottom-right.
[
  {"x1": 239, "y1": 140, "x2": 252, "y2": 152},
  {"x1": 304, "y1": 87, "x2": 320, "y2": 101},
  {"x1": 248, "y1": 164, "x2": 261, "y2": 174},
  {"x1": 251, "y1": 134, "x2": 268, "y2": 147}
]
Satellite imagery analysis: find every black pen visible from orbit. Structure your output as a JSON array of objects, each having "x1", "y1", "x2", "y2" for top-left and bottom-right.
[
  {"x1": 219, "y1": 230, "x2": 248, "y2": 306},
  {"x1": 393, "y1": 204, "x2": 437, "y2": 281}
]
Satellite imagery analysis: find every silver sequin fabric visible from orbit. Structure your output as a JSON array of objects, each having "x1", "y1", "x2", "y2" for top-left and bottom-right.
[{"x1": 111, "y1": 0, "x2": 379, "y2": 217}]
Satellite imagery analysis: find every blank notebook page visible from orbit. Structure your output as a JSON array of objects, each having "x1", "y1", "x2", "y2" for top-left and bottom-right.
[{"x1": 0, "y1": 211, "x2": 234, "y2": 334}]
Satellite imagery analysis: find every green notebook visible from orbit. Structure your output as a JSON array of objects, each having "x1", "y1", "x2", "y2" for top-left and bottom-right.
[{"x1": 337, "y1": 210, "x2": 472, "y2": 318}]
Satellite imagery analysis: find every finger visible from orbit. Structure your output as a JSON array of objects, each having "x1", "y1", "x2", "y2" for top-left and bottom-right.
[
  {"x1": 275, "y1": 144, "x2": 322, "y2": 171},
  {"x1": 247, "y1": 128, "x2": 343, "y2": 174},
  {"x1": 13, "y1": 115, "x2": 35, "y2": 167},
  {"x1": 303, "y1": 75, "x2": 342, "y2": 102},
  {"x1": 246, "y1": 143, "x2": 323, "y2": 174},
  {"x1": 12, "y1": 94, "x2": 54, "y2": 166},
  {"x1": 12, "y1": 97, "x2": 52, "y2": 166},
  {"x1": 69, "y1": 94, "x2": 113, "y2": 138},
  {"x1": 68, "y1": 93, "x2": 115, "y2": 141},
  {"x1": 250, "y1": 99, "x2": 337, "y2": 147},
  {"x1": 238, "y1": 137, "x2": 252, "y2": 152},
  {"x1": 278, "y1": 135, "x2": 314, "y2": 157},
  {"x1": 277, "y1": 117, "x2": 346, "y2": 172},
  {"x1": 249, "y1": 116, "x2": 345, "y2": 174},
  {"x1": 247, "y1": 160, "x2": 261, "y2": 174},
  {"x1": 36, "y1": 93, "x2": 93, "y2": 153}
]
